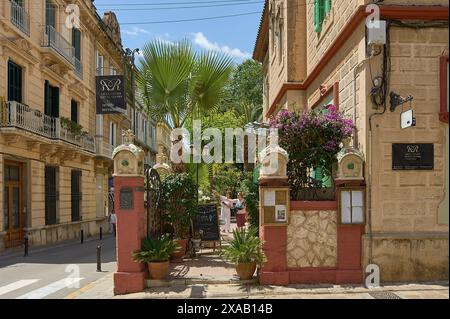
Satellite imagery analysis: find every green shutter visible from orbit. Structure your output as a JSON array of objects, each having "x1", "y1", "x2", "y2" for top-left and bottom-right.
[
  {"x1": 313, "y1": 0, "x2": 322, "y2": 33},
  {"x1": 324, "y1": 0, "x2": 332, "y2": 15}
]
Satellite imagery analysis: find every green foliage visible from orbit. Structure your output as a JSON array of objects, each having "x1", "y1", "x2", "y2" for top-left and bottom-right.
[
  {"x1": 222, "y1": 228, "x2": 266, "y2": 265},
  {"x1": 60, "y1": 117, "x2": 88, "y2": 138},
  {"x1": 222, "y1": 59, "x2": 263, "y2": 111},
  {"x1": 211, "y1": 164, "x2": 242, "y2": 196},
  {"x1": 138, "y1": 39, "x2": 234, "y2": 129},
  {"x1": 160, "y1": 173, "x2": 198, "y2": 239},
  {"x1": 239, "y1": 172, "x2": 259, "y2": 229},
  {"x1": 133, "y1": 234, "x2": 179, "y2": 263}
]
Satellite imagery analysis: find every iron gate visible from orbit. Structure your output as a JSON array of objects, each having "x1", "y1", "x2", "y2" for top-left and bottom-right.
[{"x1": 145, "y1": 166, "x2": 161, "y2": 239}]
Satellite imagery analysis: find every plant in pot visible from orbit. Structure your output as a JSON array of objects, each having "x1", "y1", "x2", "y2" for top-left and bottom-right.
[
  {"x1": 191, "y1": 229, "x2": 203, "y2": 253},
  {"x1": 132, "y1": 234, "x2": 179, "y2": 280},
  {"x1": 160, "y1": 173, "x2": 197, "y2": 263},
  {"x1": 222, "y1": 228, "x2": 266, "y2": 280}
]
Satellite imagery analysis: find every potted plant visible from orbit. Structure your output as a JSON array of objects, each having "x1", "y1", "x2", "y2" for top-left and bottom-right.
[
  {"x1": 222, "y1": 228, "x2": 266, "y2": 280},
  {"x1": 160, "y1": 173, "x2": 198, "y2": 263},
  {"x1": 191, "y1": 229, "x2": 203, "y2": 252},
  {"x1": 132, "y1": 234, "x2": 179, "y2": 280}
]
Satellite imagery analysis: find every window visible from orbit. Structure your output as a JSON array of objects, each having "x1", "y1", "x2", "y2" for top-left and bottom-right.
[
  {"x1": 45, "y1": 166, "x2": 58, "y2": 225},
  {"x1": 71, "y1": 170, "x2": 82, "y2": 222},
  {"x1": 314, "y1": 0, "x2": 332, "y2": 33},
  {"x1": 71, "y1": 100, "x2": 78, "y2": 123},
  {"x1": 110, "y1": 122, "x2": 117, "y2": 146},
  {"x1": 7, "y1": 60, "x2": 22, "y2": 103},
  {"x1": 96, "y1": 51, "x2": 104, "y2": 75},
  {"x1": 339, "y1": 188, "x2": 365, "y2": 225},
  {"x1": 45, "y1": 0, "x2": 56, "y2": 28},
  {"x1": 110, "y1": 62, "x2": 117, "y2": 75},
  {"x1": 277, "y1": 4, "x2": 284, "y2": 63},
  {"x1": 72, "y1": 28, "x2": 81, "y2": 61},
  {"x1": 44, "y1": 80, "x2": 59, "y2": 118}
]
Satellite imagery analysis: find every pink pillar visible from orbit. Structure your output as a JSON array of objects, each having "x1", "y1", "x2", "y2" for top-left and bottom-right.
[{"x1": 113, "y1": 175, "x2": 147, "y2": 295}]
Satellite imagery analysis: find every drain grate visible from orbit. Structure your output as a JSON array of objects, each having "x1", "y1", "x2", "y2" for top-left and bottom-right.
[{"x1": 369, "y1": 291, "x2": 402, "y2": 299}]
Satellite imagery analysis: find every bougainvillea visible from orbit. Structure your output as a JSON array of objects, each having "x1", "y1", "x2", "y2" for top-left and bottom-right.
[{"x1": 269, "y1": 105, "x2": 354, "y2": 198}]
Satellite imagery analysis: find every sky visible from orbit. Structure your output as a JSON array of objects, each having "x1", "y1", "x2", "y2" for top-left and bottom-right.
[{"x1": 95, "y1": 0, "x2": 265, "y2": 63}]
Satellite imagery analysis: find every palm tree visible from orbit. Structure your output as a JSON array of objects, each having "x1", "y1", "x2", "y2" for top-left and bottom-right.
[
  {"x1": 234, "y1": 102, "x2": 263, "y2": 127},
  {"x1": 138, "y1": 39, "x2": 234, "y2": 129}
]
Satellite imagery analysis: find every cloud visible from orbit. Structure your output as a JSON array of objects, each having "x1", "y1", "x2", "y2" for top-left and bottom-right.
[
  {"x1": 122, "y1": 26, "x2": 150, "y2": 37},
  {"x1": 192, "y1": 32, "x2": 251, "y2": 60}
]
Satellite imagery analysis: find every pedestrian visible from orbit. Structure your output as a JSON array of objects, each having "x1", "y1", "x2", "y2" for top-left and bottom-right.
[
  {"x1": 235, "y1": 192, "x2": 247, "y2": 229},
  {"x1": 108, "y1": 209, "x2": 117, "y2": 237},
  {"x1": 214, "y1": 190, "x2": 233, "y2": 233}
]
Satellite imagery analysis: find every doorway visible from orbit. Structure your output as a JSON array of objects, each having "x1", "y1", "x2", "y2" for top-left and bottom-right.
[{"x1": 3, "y1": 162, "x2": 25, "y2": 248}]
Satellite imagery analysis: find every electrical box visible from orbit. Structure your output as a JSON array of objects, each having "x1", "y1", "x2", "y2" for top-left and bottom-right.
[{"x1": 367, "y1": 20, "x2": 386, "y2": 46}]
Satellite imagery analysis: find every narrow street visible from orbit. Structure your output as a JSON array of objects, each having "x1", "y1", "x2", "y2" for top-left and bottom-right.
[{"x1": 0, "y1": 236, "x2": 116, "y2": 299}]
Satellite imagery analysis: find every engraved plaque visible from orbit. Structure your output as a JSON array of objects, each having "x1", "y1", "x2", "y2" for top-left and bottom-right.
[{"x1": 119, "y1": 187, "x2": 133, "y2": 210}]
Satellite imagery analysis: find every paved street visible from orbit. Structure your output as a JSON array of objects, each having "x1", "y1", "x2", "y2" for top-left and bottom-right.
[{"x1": 0, "y1": 236, "x2": 116, "y2": 299}]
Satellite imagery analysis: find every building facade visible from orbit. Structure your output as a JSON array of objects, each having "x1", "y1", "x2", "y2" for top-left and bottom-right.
[
  {"x1": 0, "y1": 0, "x2": 132, "y2": 251},
  {"x1": 254, "y1": 0, "x2": 448, "y2": 282}
]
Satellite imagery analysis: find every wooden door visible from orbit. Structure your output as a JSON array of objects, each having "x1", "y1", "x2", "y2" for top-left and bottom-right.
[{"x1": 3, "y1": 162, "x2": 24, "y2": 248}]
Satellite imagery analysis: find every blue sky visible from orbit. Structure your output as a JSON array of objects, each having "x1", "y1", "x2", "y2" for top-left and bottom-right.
[{"x1": 95, "y1": 0, "x2": 265, "y2": 62}]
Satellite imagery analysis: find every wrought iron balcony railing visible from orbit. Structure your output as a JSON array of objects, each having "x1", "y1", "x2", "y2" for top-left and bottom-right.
[
  {"x1": 42, "y1": 25, "x2": 75, "y2": 66},
  {"x1": 10, "y1": 1, "x2": 30, "y2": 36},
  {"x1": 0, "y1": 101, "x2": 96, "y2": 153}
]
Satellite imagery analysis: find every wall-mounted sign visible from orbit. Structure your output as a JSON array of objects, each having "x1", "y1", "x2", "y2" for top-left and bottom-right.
[
  {"x1": 119, "y1": 187, "x2": 133, "y2": 210},
  {"x1": 392, "y1": 143, "x2": 434, "y2": 170},
  {"x1": 96, "y1": 75, "x2": 126, "y2": 114}
]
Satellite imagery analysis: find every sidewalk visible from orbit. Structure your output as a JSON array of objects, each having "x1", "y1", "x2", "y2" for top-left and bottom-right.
[{"x1": 72, "y1": 272, "x2": 448, "y2": 299}]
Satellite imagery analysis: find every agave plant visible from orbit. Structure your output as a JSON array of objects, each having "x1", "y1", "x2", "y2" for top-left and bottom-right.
[
  {"x1": 222, "y1": 228, "x2": 266, "y2": 265},
  {"x1": 132, "y1": 234, "x2": 180, "y2": 263}
]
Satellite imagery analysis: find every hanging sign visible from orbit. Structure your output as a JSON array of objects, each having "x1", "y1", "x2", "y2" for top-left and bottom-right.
[
  {"x1": 392, "y1": 143, "x2": 434, "y2": 170},
  {"x1": 96, "y1": 75, "x2": 126, "y2": 114}
]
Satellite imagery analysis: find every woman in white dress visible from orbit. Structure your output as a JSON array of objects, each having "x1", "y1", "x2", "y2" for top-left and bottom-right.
[{"x1": 214, "y1": 190, "x2": 233, "y2": 233}]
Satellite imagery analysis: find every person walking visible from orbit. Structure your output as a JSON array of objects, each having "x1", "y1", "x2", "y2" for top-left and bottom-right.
[
  {"x1": 108, "y1": 209, "x2": 117, "y2": 237},
  {"x1": 235, "y1": 192, "x2": 247, "y2": 229},
  {"x1": 214, "y1": 190, "x2": 233, "y2": 233}
]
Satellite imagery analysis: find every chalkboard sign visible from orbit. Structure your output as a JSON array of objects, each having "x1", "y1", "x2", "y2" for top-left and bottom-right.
[
  {"x1": 194, "y1": 204, "x2": 220, "y2": 241},
  {"x1": 392, "y1": 143, "x2": 434, "y2": 170}
]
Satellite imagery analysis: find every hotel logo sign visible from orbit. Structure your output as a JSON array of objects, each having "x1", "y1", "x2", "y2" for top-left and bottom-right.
[{"x1": 96, "y1": 75, "x2": 126, "y2": 114}]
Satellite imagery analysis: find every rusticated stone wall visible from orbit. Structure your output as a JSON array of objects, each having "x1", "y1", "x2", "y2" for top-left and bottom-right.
[{"x1": 287, "y1": 210, "x2": 337, "y2": 268}]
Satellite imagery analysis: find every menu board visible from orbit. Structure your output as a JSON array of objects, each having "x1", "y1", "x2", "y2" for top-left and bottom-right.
[{"x1": 194, "y1": 204, "x2": 220, "y2": 241}]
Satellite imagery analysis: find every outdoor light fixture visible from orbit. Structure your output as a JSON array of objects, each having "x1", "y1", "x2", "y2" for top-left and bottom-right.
[{"x1": 389, "y1": 91, "x2": 414, "y2": 112}]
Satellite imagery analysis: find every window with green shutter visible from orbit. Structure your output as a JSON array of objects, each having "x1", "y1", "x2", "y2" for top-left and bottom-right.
[{"x1": 314, "y1": 0, "x2": 332, "y2": 33}]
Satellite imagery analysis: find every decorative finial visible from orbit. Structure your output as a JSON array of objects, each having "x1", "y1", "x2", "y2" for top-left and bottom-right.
[{"x1": 122, "y1": 129, "x2": 135, "y2": 144}]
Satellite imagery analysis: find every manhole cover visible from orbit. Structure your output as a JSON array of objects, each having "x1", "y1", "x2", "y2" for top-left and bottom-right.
[{"x1": 369, "y1": 292, "x2": 402, "y2": 299}]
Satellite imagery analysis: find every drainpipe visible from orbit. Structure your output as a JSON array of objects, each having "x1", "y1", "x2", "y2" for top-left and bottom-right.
[{"x1": 352, "y1": 60, "x2": 367, "y2": 148}]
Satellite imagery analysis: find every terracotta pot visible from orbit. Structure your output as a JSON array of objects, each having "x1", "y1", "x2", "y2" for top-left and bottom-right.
[
  {"x1": 236, "y1": 262, "x2": 257, "y2": 280},
  {"x1": 170, "y1": 239, "x2": 187, "y2": 263},
  {"x1": 148, "y1": 261, "x2": 170, "y2": 280}
]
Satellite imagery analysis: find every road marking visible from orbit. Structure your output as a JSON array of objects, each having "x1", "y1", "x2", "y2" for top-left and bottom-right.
[
  {"x1": 16, "y1": 277, "x2": 83, "y2": 299},
  {"x1": 0, "y1": 280, "x2": 40, "y2": 296}
]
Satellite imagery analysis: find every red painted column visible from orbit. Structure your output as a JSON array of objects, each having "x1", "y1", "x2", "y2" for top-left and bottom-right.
[
  {"x1": 259, "y1": 225, "x2": 289, "y2": 285},
  {"x1": 113, "y1": 175, "x2": 147, "y2": 295}
]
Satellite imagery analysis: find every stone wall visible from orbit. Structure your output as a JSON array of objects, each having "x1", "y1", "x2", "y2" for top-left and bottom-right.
[{"x1": 287, "y1": 210, "x2": 338, "y2": 268}]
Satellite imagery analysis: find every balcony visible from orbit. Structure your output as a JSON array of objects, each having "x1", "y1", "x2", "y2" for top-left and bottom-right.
[
  {"x1": 95, "y1": 137, "x2": 114, "y2": 159},
  {"x1": 0, "y1": 101, "x2": 95, "y2": 153},
  {"x1": 41, "y1": 25, "x2": 81, "y2": 73},
  {"x1": 10, "y1": 1, "x2": 30, "y2": 36},
  {"x1": 74, "y1": 57, "x2": 83, "y2": 79}
]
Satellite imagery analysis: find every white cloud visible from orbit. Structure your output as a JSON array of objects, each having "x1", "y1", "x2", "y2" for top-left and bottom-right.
[
  {"x1": 192, "y1": 32, "x2": 251, "y2": 60},
  {"x1": 122, "y1": 26, "x2": 150, "y2": 37}
]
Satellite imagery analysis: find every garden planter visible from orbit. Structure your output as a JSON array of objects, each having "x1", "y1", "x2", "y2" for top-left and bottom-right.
[
  {"x1": 148, "y1": 261, "x2": 170, "y2": 280},
  {"x1": 236, "y1": 262, "x2": 257, "y2": 280},
  {"x1": 170, "y1": 239, "x2": 187, "y2": 263}
]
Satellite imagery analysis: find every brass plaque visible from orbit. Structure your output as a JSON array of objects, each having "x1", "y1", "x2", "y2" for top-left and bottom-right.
[
  {"x1": 264, "y1": 206, "x2": 276, "y2": 224},
  {"x1": 275, "y1": 190, "x2": 287, "y2": 205}
]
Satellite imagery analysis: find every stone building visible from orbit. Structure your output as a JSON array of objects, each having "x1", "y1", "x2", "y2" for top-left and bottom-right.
[
  {"x1": 0, "y1": 0, "x2": 138, "y2": 250},
  {"x1": 254, "y1": 0, "x2": 448, "y2": 283}
]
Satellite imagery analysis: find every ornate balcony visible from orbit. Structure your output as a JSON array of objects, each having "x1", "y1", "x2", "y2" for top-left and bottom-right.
[
  {"x1": 95, "y1": 137, "x2": 114, "y2": 159},
  {"x1": 0, "y1": 101, "x2": 95, "y2": 154}
]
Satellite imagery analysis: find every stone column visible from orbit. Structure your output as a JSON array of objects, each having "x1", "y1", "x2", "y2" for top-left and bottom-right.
[{"x1": 113, "y1": 130, "x2": 147, "y2": 295}]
